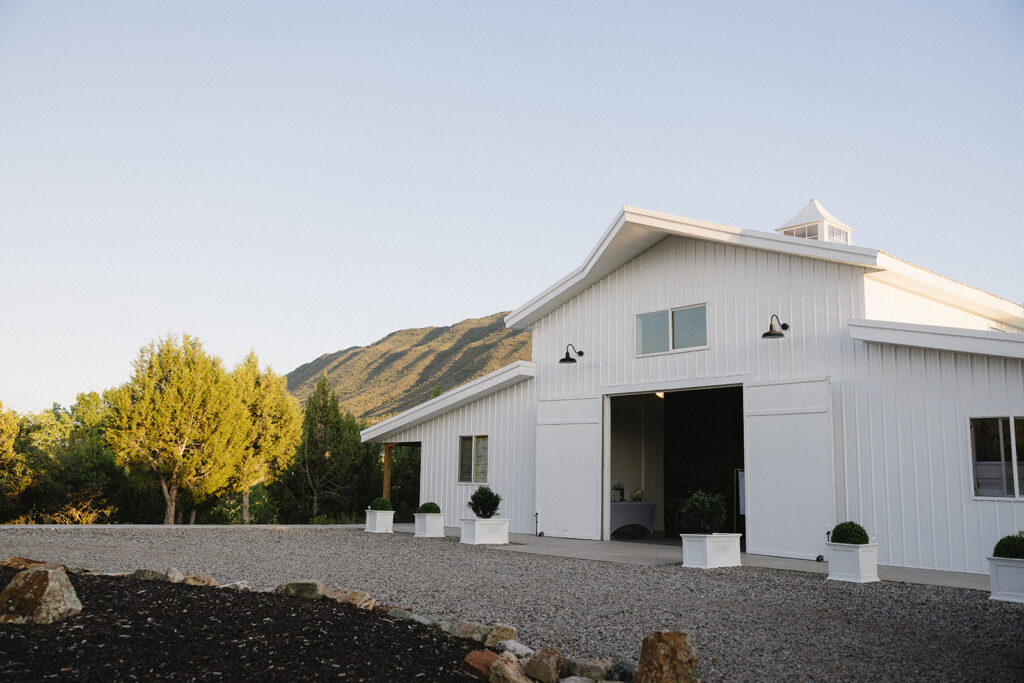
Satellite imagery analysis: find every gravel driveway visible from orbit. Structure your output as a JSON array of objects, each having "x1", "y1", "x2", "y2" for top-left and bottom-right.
[{"x1": 2, "y1": 525, "x2": 1021, "y2": 681}]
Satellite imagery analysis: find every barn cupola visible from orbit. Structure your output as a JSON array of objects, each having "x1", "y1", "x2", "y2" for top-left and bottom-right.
[{"x1": 776, "y1": 199, "x2": 852, "y2": 245}]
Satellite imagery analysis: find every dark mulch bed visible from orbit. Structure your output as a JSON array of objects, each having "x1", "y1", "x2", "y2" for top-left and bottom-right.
[{"x1": 0, "y1": 567, "x2": 479, "y2": 681}]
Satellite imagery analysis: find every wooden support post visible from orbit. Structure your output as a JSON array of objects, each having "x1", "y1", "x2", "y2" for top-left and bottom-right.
[{"x1": 383, "y1": 443, "x2": 393, "y2": 500}]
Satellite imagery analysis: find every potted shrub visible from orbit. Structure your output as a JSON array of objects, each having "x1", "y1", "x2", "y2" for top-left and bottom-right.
[
  {"x1": 988, "y1": 533, "x2": 1024, "y2": 603},
  {"x1": 826, "y1": 521, "x2": 878, "y2": 583},
  {"x1": 364, "y1": 497, "x2": 394, "y2": 534},
  {"x1": 459, "y1": 486, "x2": 509, "y2": 545},
  {"x1": 414, "y1": 501, "x2": 445, "y2": 538},
  {"x1": 678, "y1": 490, "x2": 741, "y2": 569}
]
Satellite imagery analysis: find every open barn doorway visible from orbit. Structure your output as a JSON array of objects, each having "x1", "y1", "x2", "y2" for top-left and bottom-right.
[{"x1": 609, "y1": 386, "x2": 744, "y2": 541}]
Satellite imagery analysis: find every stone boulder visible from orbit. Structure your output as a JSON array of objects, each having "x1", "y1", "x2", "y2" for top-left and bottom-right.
[
  {"x1": 565, "y1": 657, "x2": 610, "y2": 680},
  {"x1": 219, "y1": 581, "x2": 253, "y2": 592},
  {"x1": 453, "y1": 620, "x2": 491, "y2": 642},
  {"x1": 325, "y1": 587, "x2": 376, "y2": 610},
  {"x1": 181, "y1": 574, "x2": 218, "y2": 587},
  {"x1": 273, "y1": 581, "x2": 325, "y2": 600},
  {"x1": 611, "y1": 660, "x2": 636, "y2": 681},
  {"x1": 496, "y1": 639, "x2": 534, "y2": 662},
  {"x1": 488, "y1": 650, "x2": 531, "y2": 683},
  {"x1": 524, "y1": 646, "x2": 563, "y2": 683},
  {"x1": 461, "y1": 650, "x2": 498, "y2": 680},
  {"x1": 1, "y1": 557, "x2": 47, "y2": 570},
  {"x1": 0, "y1": 565, "x2": 83, "y2": 624},
  {"x1": 634, "y1": 631, "x2": 699, "y2": 683},
  {"x1": 484, "y1": 623, "x2": 517, "y2": 647}
]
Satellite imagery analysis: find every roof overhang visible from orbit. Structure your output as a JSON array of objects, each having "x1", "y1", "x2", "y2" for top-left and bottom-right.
[
  {"x1": 505, "y1": 206, "x2": 880, "y2": 330},
  {"x1": 360, "y1": 361, "x2": 536, "y2": 443},
  {"x1": 505, "y1": 206, "x2": 1024, "y2": 331},
  {"x1": 848, "y1": 319, "x2": 1024, "y2": 360}
]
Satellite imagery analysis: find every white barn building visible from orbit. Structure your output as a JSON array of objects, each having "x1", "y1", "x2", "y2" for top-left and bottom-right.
[{"x1": 362, "y1": 201, "x2": 1024, "y2": 574}]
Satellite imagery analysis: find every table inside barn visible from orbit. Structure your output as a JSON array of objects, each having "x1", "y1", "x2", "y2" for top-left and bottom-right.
[{"x1": 610, "y1": 501, "x2": 657, "y2": 533}]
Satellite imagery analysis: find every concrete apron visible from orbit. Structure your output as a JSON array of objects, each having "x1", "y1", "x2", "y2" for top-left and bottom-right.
[{"x1": 392, "y1": 524, "x2": 989, "y2": 592}]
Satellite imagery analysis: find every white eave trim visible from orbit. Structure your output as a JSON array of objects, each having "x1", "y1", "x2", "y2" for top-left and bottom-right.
[
  {"x1": 848, "y1": 319, "x2": 1024, "y2": 360},
  {"x1": 360, "y1": 361, "x2": 536, "y2": 443},
  {"x1": 505, "y1": 206, "x2": 879, "y2": 329}
]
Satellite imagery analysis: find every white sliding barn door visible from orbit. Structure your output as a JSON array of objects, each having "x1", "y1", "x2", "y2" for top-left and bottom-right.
[
  {"x1": 535, "y1": 399, "x2": 603, "y2": 540},
  {"x1": 745, "y1": 378, "x2": 833, "y2": 560}
]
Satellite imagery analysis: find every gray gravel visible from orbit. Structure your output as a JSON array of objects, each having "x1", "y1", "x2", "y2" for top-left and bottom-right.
[{"x1": 2, "y1": 525, "x2": 1022, "y2": 681}]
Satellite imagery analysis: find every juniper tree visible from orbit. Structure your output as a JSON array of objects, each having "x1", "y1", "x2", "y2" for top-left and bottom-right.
[{"x1": 105, "y1": 335, "x2": 248, "y2": 524}]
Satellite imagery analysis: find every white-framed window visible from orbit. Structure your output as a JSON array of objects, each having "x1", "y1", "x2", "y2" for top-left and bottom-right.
[
  {"x1": 970, "y1": 416, "x2": 1023, "y2": 498},
  {"x1": 459, "y1": 435, "x2": 488, "y2": 484},
  {"x1": 636, "y1": 304, "x2": 708, "y2": 356},
  {"x1": 825, "y1": 224, "x2": 850, "y2": 244}
]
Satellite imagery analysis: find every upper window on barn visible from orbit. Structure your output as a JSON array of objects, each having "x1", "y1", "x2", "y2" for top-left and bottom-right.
[
  {"x1": 636, "y1": 304, "x2": 707, "y2": 356},
  {"x1": 459, "y1": 435, "x2": 488, "y2": 484},
  {"x1": 970, "y1": 417, "x2": 1023, "y2": 498}
]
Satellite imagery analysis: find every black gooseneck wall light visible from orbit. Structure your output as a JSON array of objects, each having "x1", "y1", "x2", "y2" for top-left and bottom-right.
[
  {"x1": 559, "y1": 344, "x2": 584, "y2": 364},
  {"x1": 761, "y1": 314, "x2": 790, "y2": 339}
]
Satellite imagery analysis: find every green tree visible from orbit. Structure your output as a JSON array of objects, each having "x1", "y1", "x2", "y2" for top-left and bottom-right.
[
  {"x1": 105, "y1": 335, "x2": 248, "y2": 524},
  {"x1": 0, "y1": 402, "x2": 30, "y2": 520},
  {"x1": 231, "y1": 352, "x2": 302, "y2": 524}
]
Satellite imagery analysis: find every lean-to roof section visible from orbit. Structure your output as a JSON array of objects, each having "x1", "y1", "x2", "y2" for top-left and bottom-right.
[
  {"x1": 505, "y1": 206, "x2": 1024, "y2": 330},
  {"x1": 360, "y1": 361, "x2": 536, "y2": 443}
]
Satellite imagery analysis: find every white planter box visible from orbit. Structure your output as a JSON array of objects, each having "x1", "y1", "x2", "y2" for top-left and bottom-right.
[
  {"x1": 826, "y1": 542, "x2": 879, "y2": 583},
  {"x1": 680, "y1": 533, "x2": 742, "y2": 569},
  {"x1": 364, "y1": 509, "x2": 395, "y2": 534},
  {"x1": 988, "y1": 556, "x2": 1024, "y2": 603},
  {"x1": 414, "y1": 513, "x2": 445, "y2": 538},
  {"x1": 460, "y1": 518, "x2": 509, "y2": 545}
]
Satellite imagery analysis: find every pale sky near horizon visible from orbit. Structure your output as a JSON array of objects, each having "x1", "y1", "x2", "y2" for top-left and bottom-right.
[{"x1": 1, "y1": 1, "x2": 1022, "y2": 414}]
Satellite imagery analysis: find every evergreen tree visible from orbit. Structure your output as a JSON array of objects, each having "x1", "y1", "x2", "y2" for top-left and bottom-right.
[
  {"x1": 231, "y1": 352, "x2": 302, "y2": 523},
  {"x1": 105, "y1": 335, "x2": 248, "y2": 524}
]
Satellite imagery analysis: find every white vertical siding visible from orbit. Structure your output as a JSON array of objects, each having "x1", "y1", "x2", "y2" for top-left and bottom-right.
[
  {"x1": 384, "y1": 379, "x2": 536, "y2": 534},
  {"x1": 864, "y1": 277, "x2": 1023, "y2": 332},
  {"x1": 846, "y1": 346, "x2": 1024, "y2": 573}
]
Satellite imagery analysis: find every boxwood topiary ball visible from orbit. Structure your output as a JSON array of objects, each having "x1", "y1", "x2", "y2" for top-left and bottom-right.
[
  {"x1": 831, "y1": 521, "x2": 869, "y2": 544},
  {"x1": 369, "y1": 497, "x2": 392, "y2": 511},
  {"x1": 416, "y1": 502, "x2": 441, "y2": 514},
  {"x1": 993, "y1": 534, "x2": 1024, "y2": 559}
]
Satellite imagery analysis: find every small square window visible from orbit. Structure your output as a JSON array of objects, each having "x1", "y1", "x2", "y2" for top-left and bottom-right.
[
  {"x1": 970, "y1": 417, "x2": 1021, "y2": 498},
  {"x1": 672, "y1": 305, "x2": 708, "y2": 349},
  {"x1": 636, "y1": 310, "x2": 670, "y2": 355}
]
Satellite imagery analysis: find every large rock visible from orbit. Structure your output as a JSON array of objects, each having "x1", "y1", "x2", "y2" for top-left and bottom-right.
[
  {"x1": 566, "y1": 657, "x2": 610, "y2": 680},
  {"x1": 325, "y1": 587, "x2": 376, "y2": 610},
  {"x1": 496, "y1": 639, "x2": 534, "y2": 661},
  {"x1": 273, "y1": 581, "x2": 325, "y2": 599},
  {"x1": 220, "y1": 581, "x2": 252, "y2": 592},
  {"x1": 524, "y1": 647, "x2": 563, "y2": 683},
  {"x1": 453, "y1": 620, "x2": 491, "y2": 642},
  {"x1": 2, "y1": 557, "x2": 48, "y2": 570},
  {"x1": 611, "y1": 660, "x2": 636, "y2": 681},
  {"x1": 634, "y1": 631, "x2": 699, "y2": 683},
  {"x1": 488, "y1": 650, "x2": 531, "y2": 683},
  {"x1": 461, "y1": 650, "x2": 499, "y2": 680},
  {"x1": 0, "y1": 566, "x2": 83, "y2": 624},
  {"x1": 484, "y1": 623, "x2": 517, "y2": 647},
  {"x1": 181, "y1": 574, "x2": 218, "y2": 587}
]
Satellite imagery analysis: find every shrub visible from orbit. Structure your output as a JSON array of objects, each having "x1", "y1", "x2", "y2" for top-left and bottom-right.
[
  {"x1": 677, "y1": 491, "x2": 727, "y2": 534},
  {"x1": 831, "y1": 521, "x2": 869, "y2": 544},
  {"x1": 369, "y1": 497, "x2": 392, "y2": 511},
  {"x1": 416, "y1": 502, "x2": 441, "y2": 514},
  {"x1": 468, "y1": 486, "x2": 502, "y2": 519},
  {"x1": 993, "y1": 534, "x2": 1024, "y2": 559}
]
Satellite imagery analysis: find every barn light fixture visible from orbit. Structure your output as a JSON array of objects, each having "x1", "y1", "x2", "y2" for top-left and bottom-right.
[
  {"x1": 761, "y1": 314, "x2": 789, "y2": 339},
  {"x1": 560, "y1": 344, "x2": 584, "y2": 364}
]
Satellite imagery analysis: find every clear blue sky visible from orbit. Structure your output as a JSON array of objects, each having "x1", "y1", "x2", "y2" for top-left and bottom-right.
[{"x1": 1, "y1": 1, "x2": 1022, "y2": 413}]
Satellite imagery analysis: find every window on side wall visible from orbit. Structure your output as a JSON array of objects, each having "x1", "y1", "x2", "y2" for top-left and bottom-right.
[
  {"x1": 459, "y1": 435, "x2": 488, "y2": 484},
  {"x1": 636, "y1": 304, "x2": 707, "y2": 356},
  {"x1": 970, "y1": 417, "x2": 1023, "y2": 498}
]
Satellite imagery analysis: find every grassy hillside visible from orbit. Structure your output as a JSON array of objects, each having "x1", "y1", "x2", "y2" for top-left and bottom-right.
[{"x1": 285, "y1": 312, "x2": 532, "y2": 420}]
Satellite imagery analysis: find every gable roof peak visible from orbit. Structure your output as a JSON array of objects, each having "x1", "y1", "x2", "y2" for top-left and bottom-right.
[{"x1": 777, "y1": 199, "x2": 851, "y2": 232}]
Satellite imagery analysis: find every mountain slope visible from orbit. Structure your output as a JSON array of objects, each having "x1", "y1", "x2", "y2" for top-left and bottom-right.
[{"x1": 285, "y1": 312, "x2": 532, "y2": 420}]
